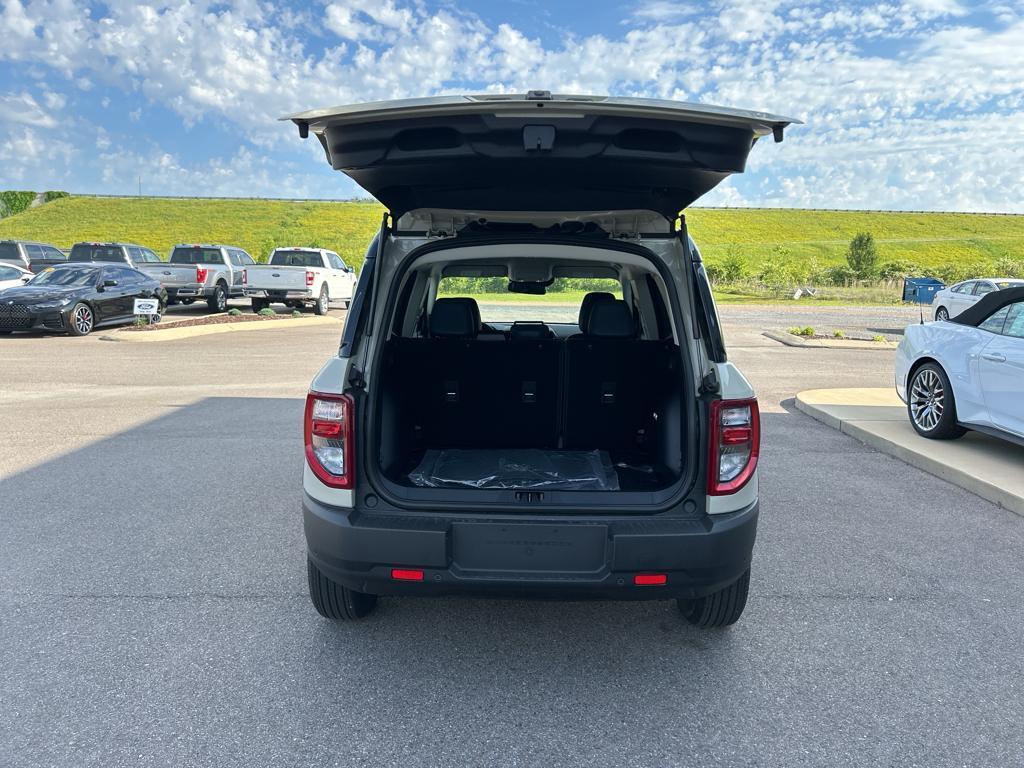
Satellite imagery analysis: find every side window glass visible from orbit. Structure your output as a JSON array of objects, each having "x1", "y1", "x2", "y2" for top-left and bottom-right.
[
  {"x1": 954, "y1": 282, "x2": 973, "y2": 294},
  {"x1": 128, "y1": 247, "x2": 143, "y2": 262},
  {"x1": 45, "y1": 247, "x2": 64, "y2": 259},
  {"x1": 230, "y1": 251, "x2": 244, "y2": 266},
  {"x1": 974, "y1": 282, "x2": 995, "y2": 296},
  {"x1": 27, "y1": 244, "x2": 45, "y2": 259},
  {"x1": 1002, "y1": 303, "x2": 1024, "y2": 339},
  {"x1": 240, "y1": 252, "x2": 255, "y2": 265},
  {"x1": 331, "y1": 254, "x2": 346, "y2": 270},
  {"x1": 979, "y1": 307, "x2": 1009, "y2": 334}
]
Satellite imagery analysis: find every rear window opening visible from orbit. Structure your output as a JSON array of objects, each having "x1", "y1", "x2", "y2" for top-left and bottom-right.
[
  {"x1": 170, "y1": 247, "x2": 223, "y2": 264},
  {"x1": 367, "y1": 241, "x2": 695, "y2": 509}
]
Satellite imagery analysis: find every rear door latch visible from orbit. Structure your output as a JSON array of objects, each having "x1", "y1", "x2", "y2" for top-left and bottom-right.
[{"x1": 515, "y1": 491, "x2": 544, "y2": 503}]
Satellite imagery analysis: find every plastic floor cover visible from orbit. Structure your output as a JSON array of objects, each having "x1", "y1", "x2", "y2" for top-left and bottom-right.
[{"x1": 408, "y1": 448, "x2": 621, "y2": 491}]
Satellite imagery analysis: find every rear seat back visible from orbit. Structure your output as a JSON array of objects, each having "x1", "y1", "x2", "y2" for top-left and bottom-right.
[{"x1": 564, "y1": 300, "x2": 670, "y2": 451}]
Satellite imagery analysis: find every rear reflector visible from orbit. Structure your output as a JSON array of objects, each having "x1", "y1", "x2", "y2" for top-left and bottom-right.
[
  {"x1": 634, "y1": 573, "x2": 667, "y2": 586},
  {"x1": 391, "y1": 568, "x2": 424, "y2": 582}
]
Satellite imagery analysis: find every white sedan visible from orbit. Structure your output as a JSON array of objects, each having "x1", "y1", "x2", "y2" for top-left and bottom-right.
[
  {"x1": 896, "y1": 287, "x2": 1024, "y2": 445},
  {"x1": 931, "y1": 277, "x2": 1024, "y2": 321},
  {"x1": 0, "y1": 262, "x2": 32, "y2": 292}
]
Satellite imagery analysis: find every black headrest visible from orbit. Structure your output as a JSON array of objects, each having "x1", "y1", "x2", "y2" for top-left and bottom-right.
[
  {"x1": 430, "y1": 298, "x2": 480, "y2": 338},
  {"x1": 578, "y1": 291, "x2": 615, "y2": 332},
  {"x1": 510, "y1": 322, "x2": 552, "y2": 341},
  {"x1": 586, "y1": 300, "x2": 635, "y2": 338}
]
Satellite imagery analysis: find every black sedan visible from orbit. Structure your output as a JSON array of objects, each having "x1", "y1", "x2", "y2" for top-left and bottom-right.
[{"x1": 0, "y1": 262, "x2": 167, "y2": 336}]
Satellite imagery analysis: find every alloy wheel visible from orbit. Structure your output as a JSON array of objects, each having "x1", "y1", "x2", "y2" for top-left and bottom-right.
[
  {"x1": 73, "y1": 304, "x2": 93, "y2": 335},
  {"x1": 910, "y1": 368, "x2": 944, "y2": 431},
  {"x1": 935, "y1": 307, "x2": 949, "y2": 321}
]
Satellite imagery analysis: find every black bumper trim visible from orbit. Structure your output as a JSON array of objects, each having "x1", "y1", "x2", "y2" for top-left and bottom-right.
[{"x1": 303, "y1": 493, "x2": 758, "y2": 600}]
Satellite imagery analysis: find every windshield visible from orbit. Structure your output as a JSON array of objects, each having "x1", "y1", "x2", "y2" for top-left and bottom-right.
[
  {"x1": 170, "y1": 247, "x2": 224, "y2": 265},
  {"x1": 69, "y1": 244, "x2": 125, "y2": 263},
  {"x1": 995, "y1": 280, "x2": 1024, "y2": 289},
  {"x1": 270, "y1": 250, "x2": 323, "y2": 267},
  {"x1": 30, "y1": 266, "x2": 99, "y2": 286},
  {"x1": 438, "y1": 277, "x2": 623, "y2": 324}
]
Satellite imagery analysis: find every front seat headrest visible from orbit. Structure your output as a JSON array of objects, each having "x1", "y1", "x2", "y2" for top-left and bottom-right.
[
  {"x1": 430, "y1": 297, "x2": 481, "y2": 338},
  {"x1": 578, "y1": 291, "x2": 615, "y2": 333},
  {"x1": 586, "y1": 300, "x2": 635, "y2": 338}
]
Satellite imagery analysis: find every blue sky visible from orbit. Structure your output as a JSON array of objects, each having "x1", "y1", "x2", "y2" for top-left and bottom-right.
[{"x1": 1, "y1": 0, "x2": 1022, "y2": 212}]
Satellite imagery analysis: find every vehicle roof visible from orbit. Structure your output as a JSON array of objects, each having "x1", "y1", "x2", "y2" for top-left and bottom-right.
[
  {"x1": 271, "y1": 246, "x2": 333, "y2": 252},
  {"x1": 71, "y1": 241, "x2": 144, "y2": 247},
  {"x1": 953, "y1": 277, "x2": 1024, "y2": 284},
  {"x1": 171, "y1": 244, "x2": 241, "y2": 249},
  {"x1": 1, "y1": 239, "x2": 59, "y2": 246}
]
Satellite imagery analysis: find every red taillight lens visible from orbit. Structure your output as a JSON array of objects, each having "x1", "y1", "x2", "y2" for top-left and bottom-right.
[
  {"x1": 196, "y1": 266, "x2": 208, "y2": 283},
  {"x1": 707, "y1": 398, "x2": 760, "y2": 496},
  {"x1": 304, "y1": 392, "x2": 354, "y2": 489},
  {"x1": 242, "y1": 268, "x2": 247, "y2": 285},
  {"x1": 391, "y1": 568, "x2": 424, "y2": 582},
  {"x1": 306, "y1": 270, "x2": 315, "y2": 286},
  {"x1": 634, "y1": 573, "x2": 667, "y2": 586}
]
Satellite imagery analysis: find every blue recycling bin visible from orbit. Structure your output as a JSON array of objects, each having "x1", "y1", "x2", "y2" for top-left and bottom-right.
[{"x1": 902, "y1": 277, "x2": 944, "y2": 304}]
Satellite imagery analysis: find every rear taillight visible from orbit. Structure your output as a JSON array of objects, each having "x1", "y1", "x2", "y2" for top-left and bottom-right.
[
  {"x1": 242, "y1": 269, "x2": 247, "y2": 285},
  {"x1": 304, "y1": 392, "x2": 354, "y2": 489},
  {"x1": 196, "y1": 266, "x2": 208, "y2": 283},
  {"x1": 707, "y1": 398, "x2": 760, "y2": 496},
  {"x1": 306, "y1": 270, "x2": 315, "y2": 287}
]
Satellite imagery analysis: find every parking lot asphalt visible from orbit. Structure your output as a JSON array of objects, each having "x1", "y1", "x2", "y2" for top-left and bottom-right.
[{"x1": 2, "y1": 307, "x2": 1022, "y2": 767}]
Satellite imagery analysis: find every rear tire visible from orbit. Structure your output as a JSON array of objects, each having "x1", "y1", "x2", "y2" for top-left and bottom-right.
[
  {"x1": 314, "y1": 285, "x2": 329, "y2": 315},
  {"x1": 180, "y1": 298, "x2": 195, "y2": 306},
  {"x1": 935, "y1": 306, "x2": 950, "y2": 321},
  {"x1": 251, "y1": 298, "x2": 267, "y2": 313},
  {"x1": 207, "y1": 283, "x2": 228, "y2": 312},
  {"x1": 678, "y1": 569, "x2": 750, "y2": 628},
  {"x1": 307, "y1": 558, "x2": 377, "y2": 620},
  {"x1": 907, "y1": 362, "x2": 967, "y2": 440},
  {"x1": 67, "y1": 302, "x2": 94, "y2": 336}
]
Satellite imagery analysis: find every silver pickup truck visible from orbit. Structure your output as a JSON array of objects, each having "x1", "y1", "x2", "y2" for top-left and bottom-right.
[{"x1": 144, "y1": 244, "x2": 255, "y2": 312}]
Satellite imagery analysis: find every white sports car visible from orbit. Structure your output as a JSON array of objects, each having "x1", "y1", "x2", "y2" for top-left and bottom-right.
[
  {"x1": 931, "y1": 277, "x2": 1024, "y2": 321},
  {"x1": 0, "y1": 262, "x2": 32, "y2": 292},
  {"x1": 896, "y1": 287, "x2": 1024, "y2": 445}
]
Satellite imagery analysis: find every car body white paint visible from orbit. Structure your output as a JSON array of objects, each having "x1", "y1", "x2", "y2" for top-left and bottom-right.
[
  {"x1": 895, "y1": 319, "x2": 1024, "y2": 440},
  {"x1": 0, "y1": 262, "x2": 32, "y2": 291},
  {"x1": 932, "y1": 278, "x2": 1024, "y2": 320}
]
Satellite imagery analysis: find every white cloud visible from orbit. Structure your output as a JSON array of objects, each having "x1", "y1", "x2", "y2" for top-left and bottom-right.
[{"x1": 0, "y1": 0, "x2": 1022, "y2": 211}]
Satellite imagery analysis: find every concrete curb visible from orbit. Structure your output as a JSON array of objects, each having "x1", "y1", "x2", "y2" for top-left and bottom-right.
[
  {"x1": 795, "y1": 389, "x2": 1024, "y2": 517},
  {"x1": 100, "y1": 315, "x2": 342, "y2": 343},
  {"x1": 763, "y1": 330, "x2": 898, "y2": 349}
]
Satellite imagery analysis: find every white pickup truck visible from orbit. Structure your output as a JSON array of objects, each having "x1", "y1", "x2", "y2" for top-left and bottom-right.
[{"x1": 244, "y1": 247, "x2": 356, "y2": 314}]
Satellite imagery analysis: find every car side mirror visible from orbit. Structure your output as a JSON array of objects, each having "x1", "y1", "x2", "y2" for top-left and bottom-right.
[
  {"x1": 21, "y1": 276, "x2": 31, "y2": 283},
  {"x1": 103, "y1": 279, "x2": 118, "y2": 288}
]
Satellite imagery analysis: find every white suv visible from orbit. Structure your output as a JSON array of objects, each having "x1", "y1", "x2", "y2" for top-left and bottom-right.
[{"x1": 290, "y1": 93, "x2": 797, "y2": 627}]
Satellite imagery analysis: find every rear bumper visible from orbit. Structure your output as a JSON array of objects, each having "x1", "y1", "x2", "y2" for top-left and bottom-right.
[
  {"x1": 167, "y1": 284, "x2": 212, "y2": 298},
  {"x1": 245, "y1": 289, "x2": 314, "y2": 300},
  {"x1": 303, "y1": 493, "x2": 758, "y2": 600}
]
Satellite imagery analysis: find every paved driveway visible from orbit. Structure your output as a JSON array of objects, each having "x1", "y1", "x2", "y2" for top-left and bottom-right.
[{"x1": 1, "y1": 310, "x2": 1021, "y2": 767}]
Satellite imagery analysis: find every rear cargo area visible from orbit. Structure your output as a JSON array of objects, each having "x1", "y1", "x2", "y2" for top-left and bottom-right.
[{"x1": 376, "y1": 329, "x2": 686, "y2": 493}]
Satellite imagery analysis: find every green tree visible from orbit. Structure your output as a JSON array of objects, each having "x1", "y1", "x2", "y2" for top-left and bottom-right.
[{"x1": 846, "y1": 232, "x2": 879, "y2": 279}]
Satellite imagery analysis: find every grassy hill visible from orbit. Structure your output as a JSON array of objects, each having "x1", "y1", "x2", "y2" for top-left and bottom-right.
[{"x1": 2, "y1": 196, "x2": 1023, "y2": 281}]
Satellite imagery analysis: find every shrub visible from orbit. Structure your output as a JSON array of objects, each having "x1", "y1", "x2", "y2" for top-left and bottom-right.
[
  {"x1": 873, "y1": 334, "x2": 886, "y2": 343},
  {"x1": 257, "y1": 307, "x2": 276, "y2": 316},
  {"x1": 846, "y1": 232, "x2": 879, "y2": 279},
  {"x1": 228, "y1": 308, "x2": 242, "y2": 316},
  {"x1": 757, "y1": 259, "x2": 808, "y2": 290},
  {"x1": 821, "y1": 264, "x2": 857, "y2": 286},
  {"x1": 788, "y1": 326, "x2": 815, "y2": 337},
  {"x1": 292, "y1": 309, "x2": 302, "y2": 317},
  {"x1": 992, "y1": 256, "x2": 1024, "y2": 278},
  {"x1": 42, "y1": 190, "x2": 69, "y2": 203},
  {"x1": 878, "y1": 260, "x2": 922, "y2": 280},
  {"x1": 833, "y1": 330, "x2": 845, "y2": 339},
  {"x1": 0, "y1": 190, "x2": 37, "y2": 218},
  {"x1": 720, "y1": 251, "x2": 748, "y2": 282}
]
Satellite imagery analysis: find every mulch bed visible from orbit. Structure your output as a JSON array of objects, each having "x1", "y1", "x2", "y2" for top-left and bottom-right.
[{"x1": 120, "y1": 313, "x2": 300, "y2": 332}]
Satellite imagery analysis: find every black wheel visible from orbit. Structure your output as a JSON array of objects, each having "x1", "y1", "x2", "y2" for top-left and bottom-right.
[
  {"x1": 934, "y1": 306, "x2": 950, "y2": 321},
  {"x1": 907, "y1": 362, "x2": 967, "y2": 439},
  {"x1": 678, "y1": 569, "x2": 750, "y2": 628},
  {"x1": 180, "y1": 298, "x2": 195, "y2": 306},
  {"x1": 314, "y1": 285, "x2": 329, "y2": 315},
  {"x1": 207, "y1": 283, "x2": 228, "y2": 312},
  {"x1": 167, "y1": 299, "x2": 179, "y2": 306},
  {"x1": 67, "y1": 302, "x2": 95, "y2": 336},
  {"x1": 307, "y1": 558, "x2": 377, "y2": 620},
  {"x1": 251, "y1": 298, "x2": 267, "y2": 313}
]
